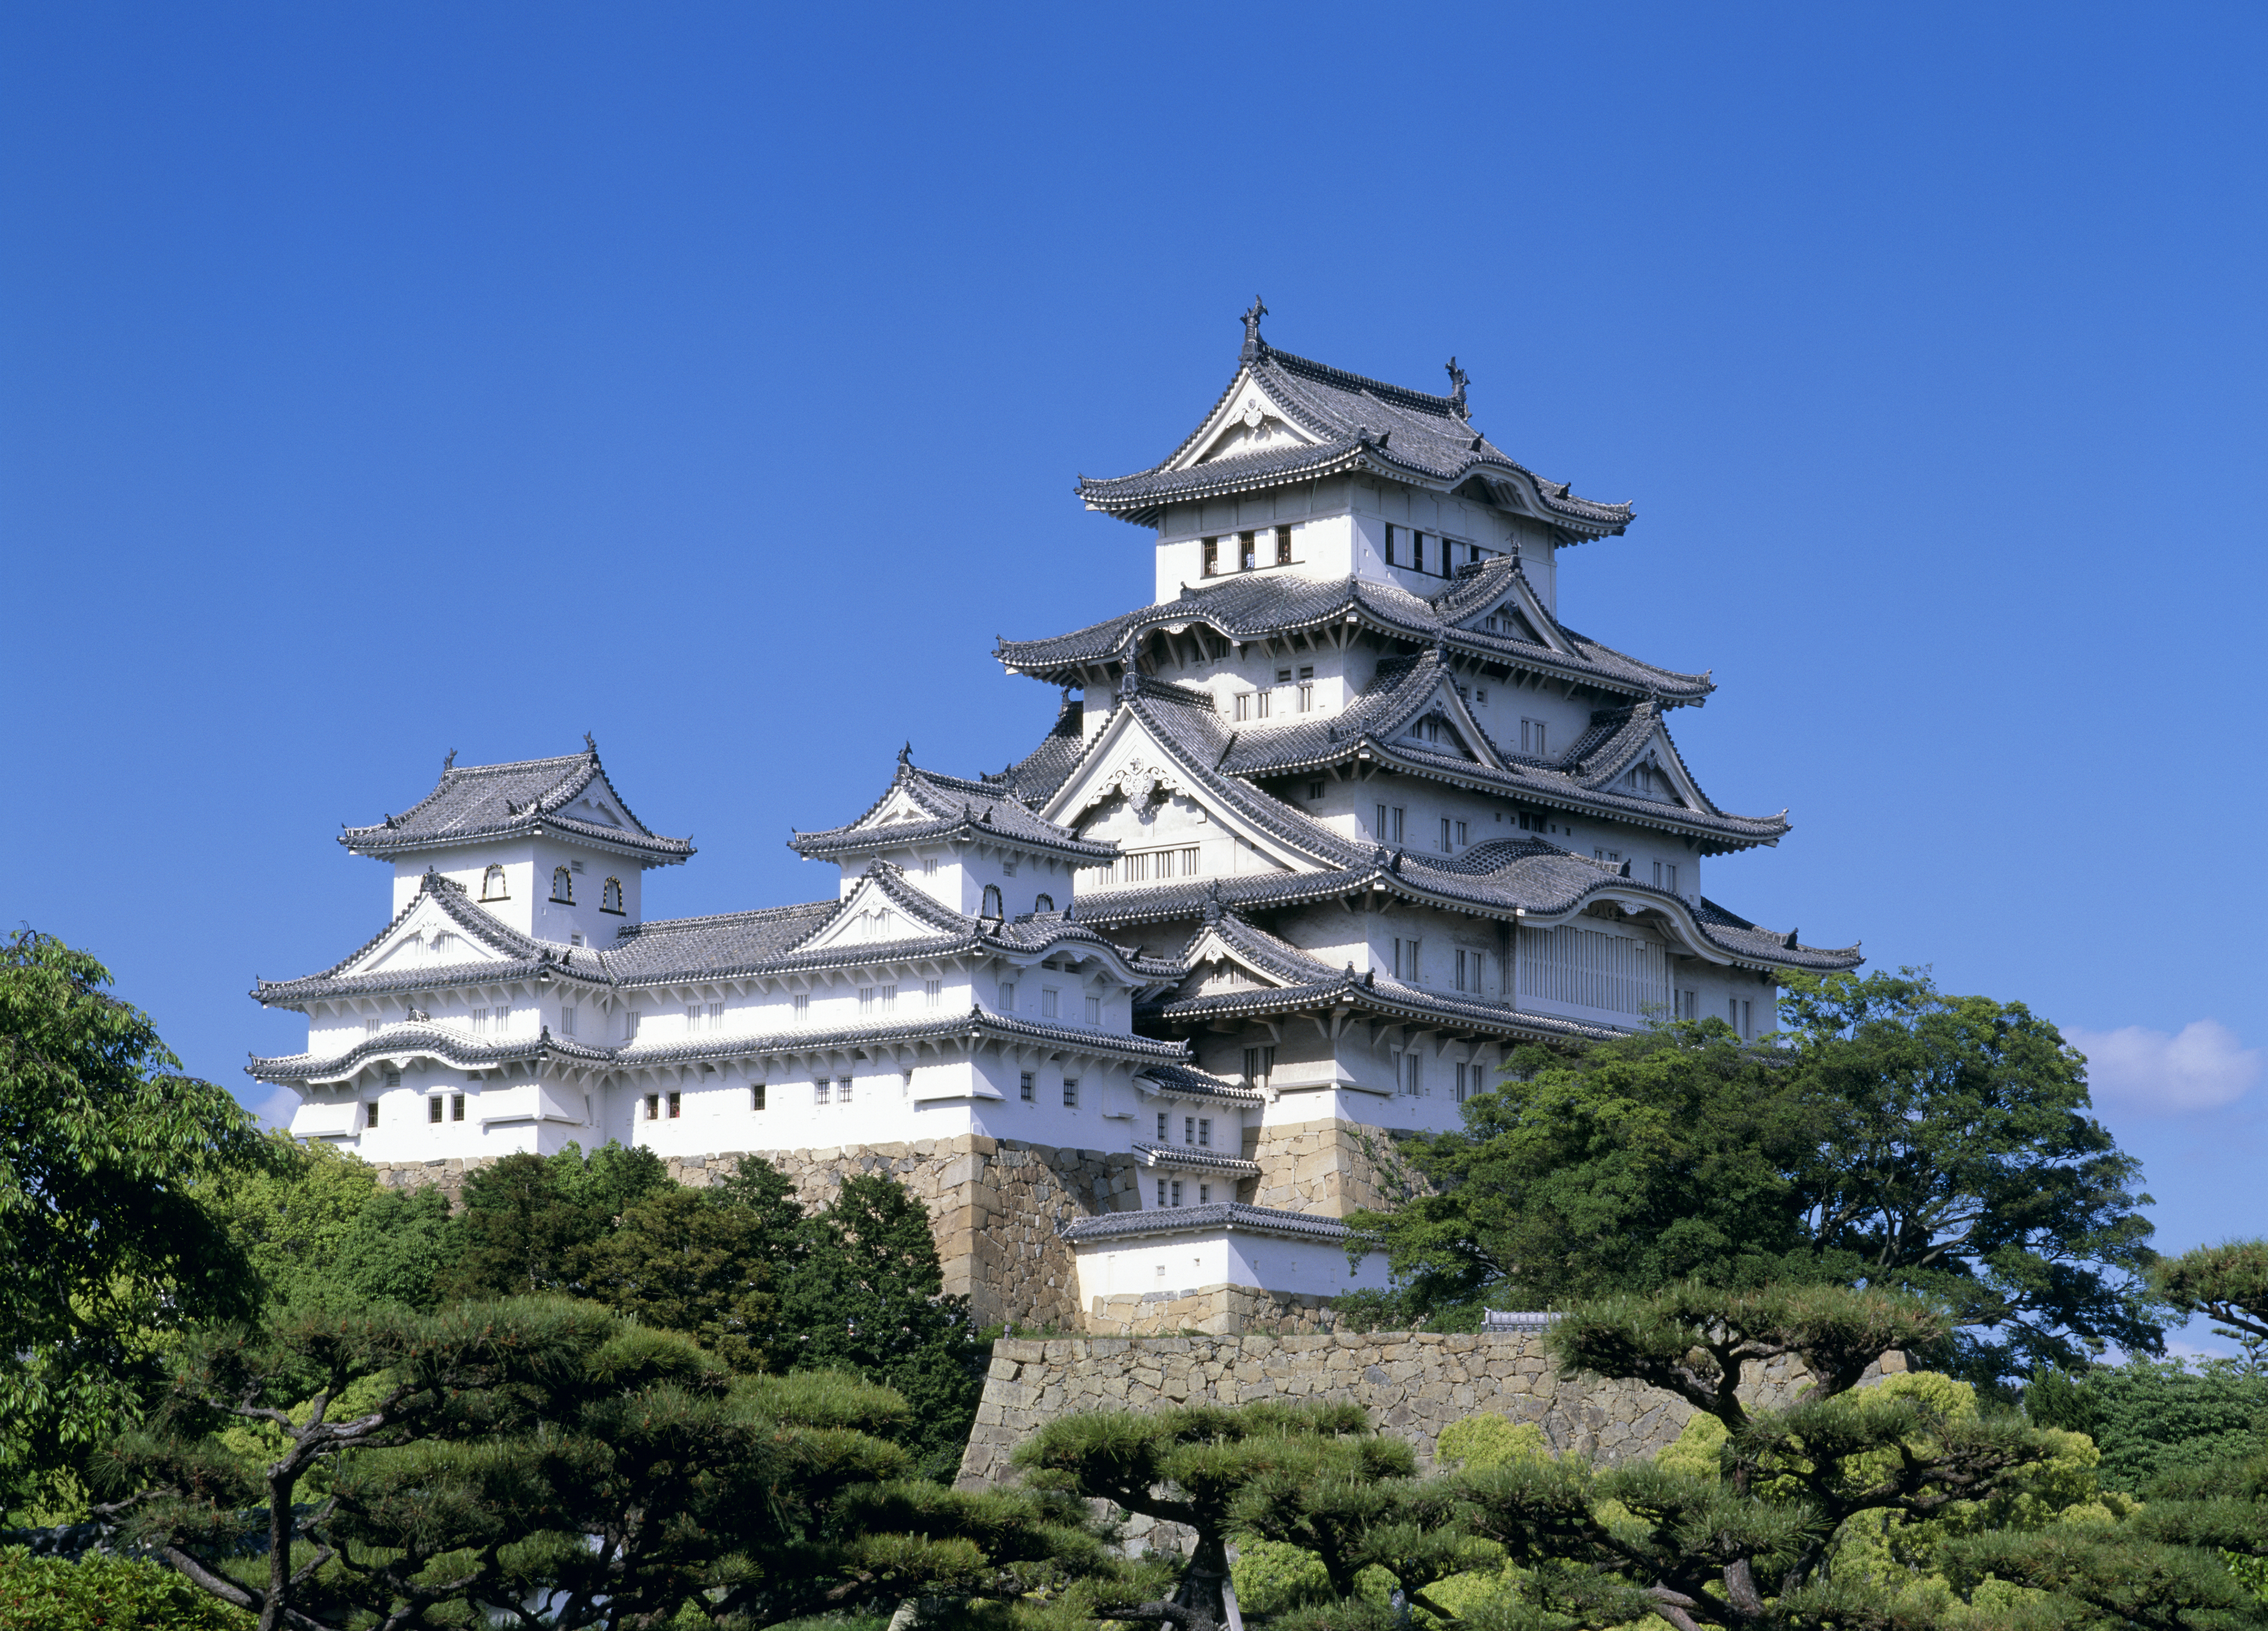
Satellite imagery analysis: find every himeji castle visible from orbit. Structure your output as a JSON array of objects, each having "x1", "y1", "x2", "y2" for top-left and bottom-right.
[{"x1": 253, "y1": 307, "x2": 1860, "y2": 1333}]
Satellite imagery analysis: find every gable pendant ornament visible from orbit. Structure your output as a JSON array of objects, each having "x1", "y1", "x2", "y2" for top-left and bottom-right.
[{"x1": 1078, "y1": 757, "x2": 1183, "y2": 823}]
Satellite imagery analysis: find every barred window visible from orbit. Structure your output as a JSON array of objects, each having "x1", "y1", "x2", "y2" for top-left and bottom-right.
[
  {"x1": 1062, "y1": 1077, "x2": 1078, "y2": 1108},
  {"x1": 1021, "y1": 1071, "x2": 1035, "y2": 1102},
  {"x1": 752, "y1": 1083, "x2": 767, "y2": 1111},
  {"x1": 924, "y1": 977, "x2": 941, "y2": 1008}
]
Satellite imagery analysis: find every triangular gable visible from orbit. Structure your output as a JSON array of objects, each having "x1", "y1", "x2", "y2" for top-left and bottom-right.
[
  {"x1": 350, "y1": 892, "x2": 519, "y2": 977},
  {"x1": 546, "y1": 763, "x2": 665, "y2": 841},
  {"x1": 1040, "y1": 702, "x2": 1332, "y2": 874},
  {"x1": 788, "y1": 868, "x2": 968, "y2": 955},
  {"x1": 1446, "y1": 569, "x2": 1576, "y2": 658},
  {"x1": 1168, "y1": 924, "x2": 1308, "y2": 1000},
  {"x1": 1602, "y1": 728, "x2": 1704, "y2": 812},
  {"x1": 1377, "y1": 672, "x2": 1504, "y2": 771},
  {"x1": 1170, "y1": 372, "x2": 1320, "y2": 470}
]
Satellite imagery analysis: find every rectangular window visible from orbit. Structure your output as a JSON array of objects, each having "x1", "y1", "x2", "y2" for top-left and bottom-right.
[
  {"x1": 880, "y1": 985, "x2": 897, "y2": 1012},
  {"x1": 1455, "y1": 1062, "x2": 1470, "y2": 1103},
  {"x1": 1184, "y1": 1115, "x2": 1196, "y2": 1144},
  {"x1": 1157, "y1": 1112, "x2": 1169, "y2": 1140},
  {"x1": 666, "y1": 1091, "x2": 682, "y2": 1119},
  {"x1": 858, "y1": 987, "x2": 876, "y2": 1015},
  {"x1": 1455, "y1": 820, "x2": 1468, "y2": 846},
  {"x1": 1307, "y1": 781, "x2": 1324, "y2": 800},
  {"x1": 1062, "y1": 1077, "x2": 1079, "y2": 1108},
  {"x1": 792, "y1": 994, "x2": 809, "y2": 1022},
  {"x1": 752, "y1": 1083, "x2": 767, "y2": 1111},
  {"x1": 428, "y1": 1096, "x2": 444, "y2": 1124},
  {"x1": 707, "y1": 1001, "x2": 723, "y2": 1029},
  {"x1": 1256, "y1": 688, "x2": 1270, "y2": 719},
  {"x1": 1383, "y1": 523, "x2": 1397, "y2": 566},
  {"x1": 1181, "y1": 846, "x2": 1200, "y2": 875},
  {"x1": 1020, "y1": 1070, "x2": 1035, "y2": 1102},
  {"x1": 451, "y1": 1092, "x2": 465, "y2": 1122},
  {"x1": 1202, "y1": 536, "x2": 1219, "y2": 575},
  {"x1": 1170, "y1": 1180, "x2": 1183, "y2": 1206},
  {"x1": 1677, "y1": 990, "x2": 1698, "y2": 1021},
  {"x1": 837, "y1": 1076, "x2": 853, "y2": 1104},
  {"x1": 924, "y1": 854, "x2": 938, "y2": 875},
  {"x1": 1233, "y1": 692, "x2": 1251, "y2": 722},
  {"x1": 814, "y1": 1081, "x2": 830, "y2": 1106},
  {"x1": 998, "y1": 981, "x2": 1016, "y2": 1011},
  {"x1": 646, "y1": 1092, "x2": 662, "y2": 1119},
  {"x1": 1414, "y1": 532, "x2": 1428, "y2": 574},
  {"x1": 1373, "y1": 804, "x2": 1405, "y2": 843},
  {"x1": 1243, "y1": 1045, "x2": 1274, "y2": 1089},
  {"x1": 364, "y1": 1100, "x2": 379, "y2": 1127},
  {"x1": 684, "y1": 1004, "x2": 700, "y2": 1031},
  {"x1": 561, "y1": 1005, "x2": 576, "y2": 1037},
  {"x1": 1275, "y1": 524, "x2": 1293, "y2": 564},
  {"x1": 1393, "y1": 937, "x2": 1421, "y2": 982},
  {"x1": 1084, "y1": 995, "x2": 1102, "y2": 1024},
  {"x1": 1198, "y1": 1117, "x2": 1212, "y2": 1148},
  {"x1": 384, "y1": 1069, "x2": 400, "y2": 1089},
  {"x1": 1238, "y1": 531, "x2": 1256, "y2": 570},
  {"x1": 470, "y1": 1007, "x2": 489, "y2": 1035},
  {"x1": 1040, "y1": 988, "x2": 1059, "y2": 1019},
  {"x1": 624, "y1": 1010, "x2": 642, "y2": 1040},
  {"x1": 1440, "y1": 817, "x2": 1453, "y2": 853},
  {"x1": 1199, "y1": 1182, "x2": 1212, "y2": 1204},
  {"x1": 925, "y1": 977, "x2": 941, "y2": 1008},
  {"x1": 1298, "y1": 665, "x2": 1314, "y2": 711},
  {"x1": 1594, "y1": 848, "x2": 1623, "y2": 866},
  {"x1": 1402, "y1": 1053, "x2": 1424, "y2": 1097},
  {"x1": 1521, "y1": 719, "x2": 1548, "y2": 756},
  {"x1": 1157, "y1": 1179, "x2": 1169, "y2": 1208},
  {"x1": 366, "y1": 1017, "x2": 380, "y2": 1036}
]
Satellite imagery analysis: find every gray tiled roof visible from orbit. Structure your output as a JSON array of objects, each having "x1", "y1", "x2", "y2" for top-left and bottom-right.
[
  {"x1": 249, "y1": 1023, "x2": 612, "y2": 1082},
  {"x1": 252, "y1": 1001, "x2": 1196, "y2": 1086},
  {"x1": 340, "y1": 746, "x2": 693, "y2": 864},
  {"x1": 1134, "y1": 1062, "x2": 1267, "y2": 1105},
  {"x1": 1216, "y1": 658, "x2": 1787, "y2": 847},
  {"x1": 1060, "y1": 1200, "x2": 1353, "y2": 1245},
  {"x1": 982, "y1": 692, "x2": 1091, "y2": 808},
  {"x1": 792, "y1": 757, "x2": 1117, "y2": 865},
  {"x1": 1077, "y1": 345, "x2": 1632, "y2": 537},
  {"x1": 996, "y1": 558, "x2": 1710, "y2": 703},
  {"x1": 1132, "y1": 1141, "x2": 1263, "y2": 1177}
]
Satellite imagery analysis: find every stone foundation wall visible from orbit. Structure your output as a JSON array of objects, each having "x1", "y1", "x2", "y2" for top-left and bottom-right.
[
  {"x1": 368, "y1": 1158, "x2": 483, "y2": 1207},
  {"x1": 1084, "y1": 1282, "x2": 1339, "y2": 1337},
  {"x1": 1246, "y1": 1116, "x2": 1418, "y2": 1216},
  {"x1": 957, "y1": 1331, "x2": 1906, "y2": 1491}
]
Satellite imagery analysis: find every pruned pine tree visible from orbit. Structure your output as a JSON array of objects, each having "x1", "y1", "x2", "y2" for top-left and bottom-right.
[
  {"x1": 93, "y1": 1296, "x2": 1128, "y2": 1631},
  {"x1": 1015, "y1": 1400, "x2": 1407, "y2": 1631}
]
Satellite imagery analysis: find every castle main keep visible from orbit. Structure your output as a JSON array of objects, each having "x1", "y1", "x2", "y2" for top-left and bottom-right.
[{"x1": 253, "y1": 310, "x2": 1859, "y2": 1331}]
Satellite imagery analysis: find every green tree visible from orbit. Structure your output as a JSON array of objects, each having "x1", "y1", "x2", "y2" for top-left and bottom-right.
[
  {"x1": 576, "y1": 1184, "x2": 781, "y2": 1372},
  {"x1": 0, "y1": 930, "x2": 266, "y2": 1510},
  {"x1": 95, "y1": 1298, "x2": 1124, "y2": 1631},
  {"x1": 2158, "y1": 1239, "x2": 2268, "y2": 1353},
  {"x1": 785, "y1": 1172, "x2": 991, "y2": 1483},
  {"x1": 436, "y1": 1139, "x2": 669, "y2": 1300},
  {"x1": 1016, "y1": 1400, "x2": 1405, "y2": 1631},
  {"x1": 1348, "y1": 969, "x2": 2162, "y2": 1387}
]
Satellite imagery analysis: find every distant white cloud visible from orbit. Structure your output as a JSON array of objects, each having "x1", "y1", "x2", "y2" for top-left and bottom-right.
[{"x1": 2066, "y1": 1019, "x2": 2261, "y2": 1114}]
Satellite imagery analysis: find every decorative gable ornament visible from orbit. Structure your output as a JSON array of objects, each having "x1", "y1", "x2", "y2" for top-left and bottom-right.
[{"x1": 1080, "y1": 757, "x2": 1182, "y2": 820}]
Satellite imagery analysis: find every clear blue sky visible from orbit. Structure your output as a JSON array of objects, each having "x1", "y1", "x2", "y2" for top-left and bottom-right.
[{"x1": 5, "y1": 4, "x2": 2261, "y2": 1344}]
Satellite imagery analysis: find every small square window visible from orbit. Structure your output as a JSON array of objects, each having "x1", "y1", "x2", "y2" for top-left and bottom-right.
[
  {"x1": 1020, "y1": 1070, "x2": 1035, "y2": 1102},
  {"x1": 1062, "y1": 1077, "x2": 1078, "y2": 1108},
  {"x1": 384, "y1": 1069, "x2": 400, "y2": 1089},
  {"x1": 1308, "y1": 781, "x2": 1324, "y2": 800}
]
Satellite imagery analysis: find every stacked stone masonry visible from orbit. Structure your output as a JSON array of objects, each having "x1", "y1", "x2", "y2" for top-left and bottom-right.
[
  {"x1": 1246, "y1": 1116, "x2": 1418, "y2": 1216},
  {"x1": 957, "y1": 1331, "x2": 1907, "y2": 1491},
  {"x1": 1084, "y1": 1283, "x2": 1340, "y2": 1337}
]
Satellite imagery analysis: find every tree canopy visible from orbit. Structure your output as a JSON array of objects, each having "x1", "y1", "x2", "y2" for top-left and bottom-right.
[
  {"x1": 1345, "y1": 969, "x2": 2162, "y2": 1386},
  {"x1": 0, "y1": 930, "x2": 267, "y2": 1508}
]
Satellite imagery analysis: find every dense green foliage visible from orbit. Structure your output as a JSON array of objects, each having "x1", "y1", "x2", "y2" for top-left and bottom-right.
[
  {"x1": 0, "y1": 931, "x2": 268, "y2": 1510},
  {"x1": 0, "y1": 1546, "x2": 251, "y2": 1630},
  {"x1": 1050, "y1": 1284, "x2": 2268, "y2": 1631},
  {"x1": 1345, "y1": 969, "x2": 2162, "y2": 1386},
  {"x1": 93, "y1": 1297, "x2": 1125, "y2": 1631},
  {"x1": 2029, "y1": 1357, "x2": 2268, "y2": 1493}
]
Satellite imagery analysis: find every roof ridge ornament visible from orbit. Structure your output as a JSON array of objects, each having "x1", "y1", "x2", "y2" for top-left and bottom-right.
[
  {"x1": 1784, "y1": 927, "x2": 1800, "y2": 949},
  {"x1": 443, "y1": 748, "x2": 456, "y2": 771},
  {"x1": 1445, "y1": 356, "x2": 1469, "y2": 415},
  {"x1": 1239, "y1": 295, "x2": 1269, "y2": 362},
  {"x1": 1202, "y1": 880, "x2": 1223, "y2": 925},
  {"x1": 584, "y1": 731, "x2": 598, "y2": 755}
]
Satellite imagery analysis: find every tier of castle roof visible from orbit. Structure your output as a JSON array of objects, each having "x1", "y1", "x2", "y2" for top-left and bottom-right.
[
  {"x1": 997, "y1": 554, "x2": 1711, "y2": 704},
  {"x1": 339, "y1": 744, "x2": 695, "y2": 864},
  {"x1": 1076, "y1": 342, "x2": 1631, "y2": 538}
]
